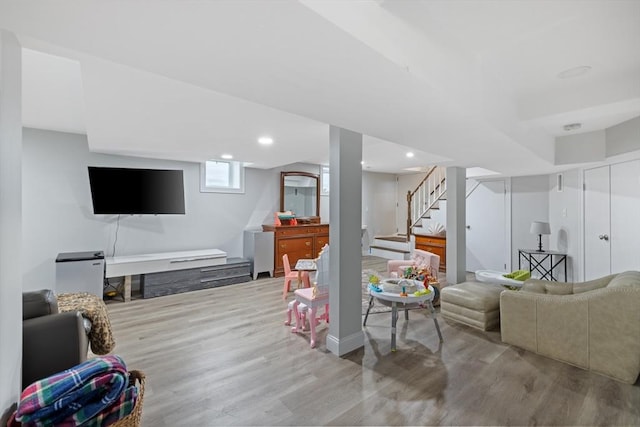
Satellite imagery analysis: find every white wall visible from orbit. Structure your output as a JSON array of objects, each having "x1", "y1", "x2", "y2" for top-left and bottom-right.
[
  {"x1": 555, "y1": 130, "x2": 606, "y2": 165},
  {"x1": 510, "y1": 175, "x2": 550, "y2": 271},
  {"x1": 606, "y1": 116, "x2": 640, "y2": 157},
  {"x1": 548, "y1": 169, "x2": 582, "y2": 281},
  {"x1": 22, "y1": 128, "x2": 281, "y2": 290},
  {"x1": 0, "y1": 29, "x2": 22, "y2": 420},
  {"x1": 23, "y1": 130, "x2": 400, "y2": 290},
  {"x1": 361, "y1": 171, "x2": 396, "y2": 251}
]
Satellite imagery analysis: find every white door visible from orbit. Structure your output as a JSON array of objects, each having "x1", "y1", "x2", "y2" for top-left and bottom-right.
[
  {"x1": 610, "y1": 160, "x2": 640, "y2": 273},
  {"x1": 466, "y1": 180, "x2": 506, "y2": 272},
  {"x1": 584, "y1": 166, "x2": 611, "y2": 280}
]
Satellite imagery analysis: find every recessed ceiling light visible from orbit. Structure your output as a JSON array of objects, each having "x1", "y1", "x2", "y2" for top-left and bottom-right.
[
  {"x1": 406, "y1": 152, "x2": 414, "y2": 158},
  {"x1": 563, "y1": 123, "x2": 582, "y2": 131},
  {"x1": 221, "y1": 154, "x2": 233, "y2": 159},
  {"x1": 258, "y1": 136, "x2": 273, "y2": 145},
  {"x1": 557, "y1": 66, "x2": 592, "y2": 79},
  {"x1": 360, "y1": 161, "x2": 364, "y2": 165}
]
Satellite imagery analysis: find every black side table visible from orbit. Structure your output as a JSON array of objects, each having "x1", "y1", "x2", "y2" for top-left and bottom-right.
[{"x1": 518, "y1": 249, "x2": 568, "y2": 282}]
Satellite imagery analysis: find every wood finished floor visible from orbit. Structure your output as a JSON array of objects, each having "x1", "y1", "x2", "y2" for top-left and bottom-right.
[{"x1": 106, "y1": 256, "x2": 640, "y2": 426}]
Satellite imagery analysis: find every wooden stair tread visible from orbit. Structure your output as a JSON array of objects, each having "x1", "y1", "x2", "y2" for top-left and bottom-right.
[
  {"x1": 374, "y1": 235, "x2": 407, "y2": 243},
  {"x1": 369, "y1": 245, "x2": 410, "y2": 254}
]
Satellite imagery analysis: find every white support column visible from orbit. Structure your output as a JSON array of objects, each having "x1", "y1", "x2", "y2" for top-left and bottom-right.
[
  {"x1": 0, "y1": 30, "x2": 22, "y2": 420},
  {"x1": 446, "y1": 167, "x2": 466, "y2": 284},
  {"x1": 326, "y1": 126, "x2": 364, "y2": 356}
]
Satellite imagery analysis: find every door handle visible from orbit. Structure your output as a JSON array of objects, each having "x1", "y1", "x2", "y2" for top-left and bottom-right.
[{"x1": 598, "y1": 234, "x2": 609, "y2": 241}]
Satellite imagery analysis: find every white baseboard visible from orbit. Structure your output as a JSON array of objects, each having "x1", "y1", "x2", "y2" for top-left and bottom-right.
[{"x1": 326, "y1": 330, "x2": 364, "y2": 356}]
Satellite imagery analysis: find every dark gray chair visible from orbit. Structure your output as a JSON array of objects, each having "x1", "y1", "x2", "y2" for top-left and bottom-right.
[{"x1": 22, "y1": 289, "x2": 90, "y2": 389}]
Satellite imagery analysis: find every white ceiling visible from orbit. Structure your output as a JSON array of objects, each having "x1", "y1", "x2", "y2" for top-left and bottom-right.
[{"x1": 3, "y1": 0, "x2": 640, "y2": 176}]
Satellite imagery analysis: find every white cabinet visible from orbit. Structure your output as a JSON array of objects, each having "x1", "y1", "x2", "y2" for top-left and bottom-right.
[{"x1": 243, "y1": 230, "x2": 274, "y2": 280}]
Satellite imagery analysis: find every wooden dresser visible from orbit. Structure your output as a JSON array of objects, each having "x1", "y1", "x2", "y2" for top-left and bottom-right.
[
  {"x1": 415, "y1": 234, "x2": 446, "y2": 271},
  {"x1": 262, "y1": 223, "x2": 329, "y2": 277}
]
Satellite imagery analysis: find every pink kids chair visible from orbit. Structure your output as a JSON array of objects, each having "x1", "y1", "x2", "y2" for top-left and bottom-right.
[
  {"x1": 291, "y1": 244, "x2": 330, "y2": 348},
  {"x1": 284, "y1": 300, "x2": 307, "y2": 329},
  {"x1": 282, "y1": 254, "x2": 310, "y2": 299}
]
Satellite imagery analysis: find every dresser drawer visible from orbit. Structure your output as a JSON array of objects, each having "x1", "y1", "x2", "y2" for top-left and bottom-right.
[
  {"x1": 265, "y1": 223, "x2": 330, "y2": 277},
  {"x1": 278, "y1": 237, "x2": 313, "y2": 253},
  {"x1": 416, "y1": 235, "x2": 445, "y2": 245},
  {"x1": 316, "y1": 235, "x2": 329, "y2": 254}
]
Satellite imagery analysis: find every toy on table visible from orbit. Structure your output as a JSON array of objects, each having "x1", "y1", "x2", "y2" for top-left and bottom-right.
[
  {"x1": 368, "y1": 283, "x2": 382, "y2": 293},
  {"x1": 413, "y1": 288, "x2": 432, "y2": 296}
]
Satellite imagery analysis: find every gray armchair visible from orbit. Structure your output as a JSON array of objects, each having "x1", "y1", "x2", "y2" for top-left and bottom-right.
[
  {"x1": 500, "y1": 271, "x2": 640, "y2": 384},
  {"x1": 22, "y1": 289, "x2": 90, "y2": 389}
]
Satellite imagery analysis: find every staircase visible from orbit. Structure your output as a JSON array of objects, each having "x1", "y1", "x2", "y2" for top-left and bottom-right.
[
  {"x1": 369, "y1": 235, "x2": 412, "y2": 260},
  {"x1": 407, "y1": 166, "x2": 447, "y2": 237},
  {"x1": 369, "y1": 166, "x2": 447, "y2": 260}
]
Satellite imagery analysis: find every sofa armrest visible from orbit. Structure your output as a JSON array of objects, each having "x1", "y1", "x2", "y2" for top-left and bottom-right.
[
  {"x1": 23, "y1": 289, "x2": 58, "y2": 320},
  {"x1": 22, "y1": 311, "x2": 89, "y2": 389}
]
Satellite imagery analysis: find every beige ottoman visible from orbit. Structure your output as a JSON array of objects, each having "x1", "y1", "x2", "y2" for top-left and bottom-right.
[{"x1": 440, "y1": 282, "x2": 504, "y2": 331}]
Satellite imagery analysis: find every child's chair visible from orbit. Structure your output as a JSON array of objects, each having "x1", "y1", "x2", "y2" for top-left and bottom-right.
[
  {"x1": 282, "y1": 254, "x2": 310, "y2": 299},
  {"x1": 284, "y1": 300, "x2": 307, "y2": 329},
  {"x1": 291, "y1": 244, "x2": 330, "y2": 348}
]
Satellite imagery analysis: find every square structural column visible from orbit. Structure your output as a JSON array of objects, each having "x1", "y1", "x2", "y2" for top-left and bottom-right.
[
  {"x1": 446, "y1": 167, "x2": 466, "y2": 284},
  {"x1": 326, "y1": 126, "x2": 365, "y2": 356}
]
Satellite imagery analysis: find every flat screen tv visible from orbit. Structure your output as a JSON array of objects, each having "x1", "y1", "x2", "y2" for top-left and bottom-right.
[{"x1": 88, "y1": 166, "x2": 185, "y2": 214}]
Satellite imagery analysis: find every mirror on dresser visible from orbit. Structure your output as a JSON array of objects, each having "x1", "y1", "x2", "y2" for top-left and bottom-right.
[{"x1": 280, "y1": 171, "x2": 320, "y2": 222}]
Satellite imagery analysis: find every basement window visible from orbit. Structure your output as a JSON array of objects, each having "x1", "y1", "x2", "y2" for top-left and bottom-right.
[
  {"x1": 200, "y1": 160, "x2": 245, "y2": 193},
  {"x1": 321, "y1": 166, "x2": 330, "y2": 195}
]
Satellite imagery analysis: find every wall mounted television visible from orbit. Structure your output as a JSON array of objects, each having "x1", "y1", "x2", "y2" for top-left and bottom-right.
[{"x1": 88, "y1": 166, "x2": 185, "y2": 214}]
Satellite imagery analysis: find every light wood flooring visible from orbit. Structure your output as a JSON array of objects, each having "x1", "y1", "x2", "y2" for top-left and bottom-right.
[{"x1": 105, "y1": 256, "x2": 640, "y2": 426}]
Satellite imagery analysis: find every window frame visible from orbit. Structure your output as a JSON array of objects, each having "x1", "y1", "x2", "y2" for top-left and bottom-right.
[
  {"x1": 200, "y1": 159, "x2": 245, "y2": 194},
  {"x1": 321, "y1": 165, "x2": 330, "y2": 196}
]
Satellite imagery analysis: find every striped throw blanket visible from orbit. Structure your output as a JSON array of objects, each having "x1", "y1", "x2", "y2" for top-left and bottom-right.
[{"x1": 14, "y1": 355, "x2": 137, "y2": 427}]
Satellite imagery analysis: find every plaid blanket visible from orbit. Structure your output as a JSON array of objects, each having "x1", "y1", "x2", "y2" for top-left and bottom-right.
[{"x1": 14, "y1": 355, "x2": 137, "y2": 427}]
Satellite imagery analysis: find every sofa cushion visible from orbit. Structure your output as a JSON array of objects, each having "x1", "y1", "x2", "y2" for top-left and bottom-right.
[
  {"x1": 607, "y1": 271, "x2": 640, "y2": 289},
  {"x1": 440, "y1": 282, "x2": 503, "y2": 311},
  {"x1": 544, "y1": 282, "x2": 573, "y2": 295}
]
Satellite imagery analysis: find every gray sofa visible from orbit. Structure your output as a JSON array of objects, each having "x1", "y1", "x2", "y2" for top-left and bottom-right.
[
  {"x1": 500, "y1": 271, "x2": 640, "y2": 384},
  {"x1": 22, "y1": 290, "x2": 90, "y2": 389}
]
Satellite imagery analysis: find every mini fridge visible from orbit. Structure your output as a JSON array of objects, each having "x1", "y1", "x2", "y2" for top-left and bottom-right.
[{"x1": 55, "y1": 251, "x2": 105, "y2": 298}]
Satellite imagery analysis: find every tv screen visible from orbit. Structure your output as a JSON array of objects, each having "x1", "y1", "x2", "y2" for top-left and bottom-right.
[{"x1": 88, "y1": 167, "x2": 185, "y2": 214}]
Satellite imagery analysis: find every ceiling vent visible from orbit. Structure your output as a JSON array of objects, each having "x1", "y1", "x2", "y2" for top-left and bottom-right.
[{"x1": 563, "y1": 123, "x2": 582, "y2": 131}]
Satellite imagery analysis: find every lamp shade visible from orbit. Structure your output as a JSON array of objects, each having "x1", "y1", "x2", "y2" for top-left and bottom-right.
[{"x1": 530, "y1": 221, "x2": 551, "y2": 235}]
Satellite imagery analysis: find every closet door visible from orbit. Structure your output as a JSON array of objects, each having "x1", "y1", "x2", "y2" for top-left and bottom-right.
[
  {"x1": 610, "y1": 160, "x2": 640, "y2": 273},
  {"x1": 584, "y1": 166, "x2": 610, "y2": 280},
  {"x1": 466, "y1": 179, "x2": 506, "y2": 272}
]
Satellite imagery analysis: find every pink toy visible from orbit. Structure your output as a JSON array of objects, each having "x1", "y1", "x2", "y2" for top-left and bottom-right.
[
  {"x1": 285, "y1": 300, "x2": 307, "y2": 329},
  {"x1": 291, "y1": 244, "x2": 330, "y2": 348},
  {"x1": 282, "y1": 254, "x2": 310, "y2": 299},
  {"x1": 387, "y1": 248, "x2": 440, "y2": 278}
]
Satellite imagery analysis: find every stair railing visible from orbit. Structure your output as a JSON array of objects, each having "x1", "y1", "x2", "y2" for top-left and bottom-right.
[{"x1": 406, "y1": 166, "x2": 446, "y2": 241}]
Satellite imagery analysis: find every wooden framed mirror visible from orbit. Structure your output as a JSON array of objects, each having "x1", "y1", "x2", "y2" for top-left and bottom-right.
[{"x1": 280, "y1": 171, "x2": 320, "y2": 222}]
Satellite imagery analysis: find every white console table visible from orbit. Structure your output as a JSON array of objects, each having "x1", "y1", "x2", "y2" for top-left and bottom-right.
[{"x1": 105, "y1": 249, "x2": 227, "y2": 301}]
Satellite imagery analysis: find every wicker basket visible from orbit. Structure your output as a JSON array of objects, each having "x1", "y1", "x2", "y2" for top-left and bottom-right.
[{"x1": 111, "y1": 370, "x2": 146, "y2": 427}]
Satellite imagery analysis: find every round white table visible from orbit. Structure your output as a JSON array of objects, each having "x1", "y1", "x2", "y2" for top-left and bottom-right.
[{"x1": 363, "y1": 279, "x2": 443, "y2": 351}]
